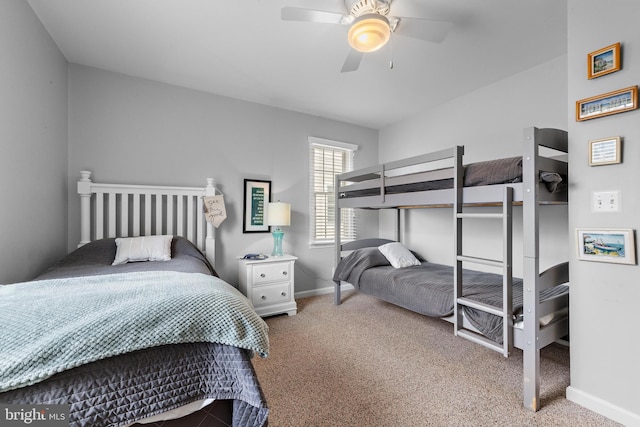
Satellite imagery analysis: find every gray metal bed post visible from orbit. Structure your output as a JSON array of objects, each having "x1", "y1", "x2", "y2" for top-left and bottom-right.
[
  {"x1": 521, "y1": 126, "x2": 570, "y2": 411},
  {"x1": 334, "y1": 173, "x2": 342, "y2": 306},
  {"x1": 522, "y1": 126, "x2": 541, "y2": 411},
  {"x1": 452, "y1": 146, "x2": 464, "y2": 334},
  {"x1": 502, "y1": 187, "x2": 514, "y2": 356}
]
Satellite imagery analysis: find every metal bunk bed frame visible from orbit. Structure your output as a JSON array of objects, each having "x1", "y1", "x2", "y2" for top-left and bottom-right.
[{"x1": 333, "y1": 127, "x2": 569, "y2": 411}]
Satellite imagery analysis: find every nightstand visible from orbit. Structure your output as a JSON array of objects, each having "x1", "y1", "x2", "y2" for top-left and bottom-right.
[{"x1": 238, "y1": 255, "x2": 297, "y2": 317}]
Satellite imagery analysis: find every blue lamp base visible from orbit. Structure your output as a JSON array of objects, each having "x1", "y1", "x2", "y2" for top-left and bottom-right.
[{"x1": 271, "y1": 229, "x2": 284, "y2": 256}]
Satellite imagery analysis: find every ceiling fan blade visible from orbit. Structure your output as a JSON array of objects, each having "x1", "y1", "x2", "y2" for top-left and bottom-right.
[
  {"x1": 281, "y1": 7, "x2": 351, "y2": 25},
  {"x1": 341, "y1": 49, "x2": 364, "y2": 73},
  {"x1": 393, "y1": 17, "x2": 452, "y2": 43}
]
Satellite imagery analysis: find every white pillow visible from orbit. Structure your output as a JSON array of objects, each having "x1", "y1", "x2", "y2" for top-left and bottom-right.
[
  {"x1": 112, "y1": 235, "x2": 173, "y2": 265},
  {"x1": 378, "y1": 242, "x2": 421, "y2": 268}
]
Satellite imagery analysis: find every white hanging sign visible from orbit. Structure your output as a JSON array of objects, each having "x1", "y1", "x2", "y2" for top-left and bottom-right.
[{"x1": 203, "y1": 195, "x2": 227, "y2": 228}]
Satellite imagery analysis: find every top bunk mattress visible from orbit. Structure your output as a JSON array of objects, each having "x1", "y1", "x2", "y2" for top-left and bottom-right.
[{"x1": 339, "y1": 156, "x2": 565, "y2": 199}]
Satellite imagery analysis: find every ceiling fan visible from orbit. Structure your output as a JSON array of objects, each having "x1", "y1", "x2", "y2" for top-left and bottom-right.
[{"x1": 281, "y1": 0, "x2": 452, "y2": 72}]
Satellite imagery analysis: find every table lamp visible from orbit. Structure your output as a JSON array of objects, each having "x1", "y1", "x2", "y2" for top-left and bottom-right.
[{"x1": 267, "y1": 201, "x2": 291, "y2": 257}]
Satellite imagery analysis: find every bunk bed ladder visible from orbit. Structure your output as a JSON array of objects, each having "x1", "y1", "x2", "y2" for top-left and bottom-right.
[{"x1": 454, "y1": 186, "x2": 514, "y2": 357}]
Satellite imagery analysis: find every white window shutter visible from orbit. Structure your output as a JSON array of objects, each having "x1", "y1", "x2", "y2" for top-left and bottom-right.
[{"x1": 308, "y1": 137, "x2": 357, "y2": 245}]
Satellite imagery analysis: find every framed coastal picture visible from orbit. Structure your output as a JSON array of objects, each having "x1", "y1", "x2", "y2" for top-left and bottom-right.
[
  {"x1": 587, "y1": 42, "x2": 621, "y2": 79},
  {"x1": 576, "y1": 86, "x2": 637, "y2": 121},
  {"x1": 576, "y1": 228, "x2": 636, "y2": 265},
  {"x1": 243, "y1": 179, "x2": 271, "y2": 233}
]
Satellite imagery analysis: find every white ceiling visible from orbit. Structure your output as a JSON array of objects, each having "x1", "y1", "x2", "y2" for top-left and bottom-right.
[{"x1": 28, "y1": 0, "x2": 567, "y2": 130}]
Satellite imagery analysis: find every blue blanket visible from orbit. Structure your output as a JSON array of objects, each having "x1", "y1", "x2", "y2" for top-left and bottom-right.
[{"x1": 0, "y1": 271, "x2": 269, "y2": 393}]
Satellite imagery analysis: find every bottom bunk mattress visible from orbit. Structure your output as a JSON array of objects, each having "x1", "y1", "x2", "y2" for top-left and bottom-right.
[{"x1": 333, "y1": 247, "x2": 568, "y2": 343}]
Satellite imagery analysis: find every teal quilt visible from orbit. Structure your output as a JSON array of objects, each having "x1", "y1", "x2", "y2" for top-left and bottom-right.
[{"x1": 0, "y1": 271, "x2": 269, "y2": 393}]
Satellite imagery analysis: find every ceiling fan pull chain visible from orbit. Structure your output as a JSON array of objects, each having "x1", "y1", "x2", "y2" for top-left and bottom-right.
[{"x1": 388, "y1": 33, "x2": 393, "y2": 69}]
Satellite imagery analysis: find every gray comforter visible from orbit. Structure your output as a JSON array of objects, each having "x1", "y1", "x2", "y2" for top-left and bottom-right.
[
  {"x1": 340, "y1": 156, "x2": 566, "y2": 198},
  {"x1": 0, "y1": 237, "x2": 269, "y2": 427},
  {"x1": 333, "y1": 247, "x2": 568, "y2": 343},
  {"x1": 0, "y1": 343, "x2": 268, "y2": 427},
  {"x1": 36, "y1": 236, "x2": 216, "y2": 279},
  {"x1": 1, "y1": 271, "x2": 269, "y2": 392}
]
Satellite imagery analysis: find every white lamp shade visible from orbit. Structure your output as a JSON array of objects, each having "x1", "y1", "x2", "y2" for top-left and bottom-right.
[{"x1": 267, "y1": 202, "x2": 291, "y2": 226}]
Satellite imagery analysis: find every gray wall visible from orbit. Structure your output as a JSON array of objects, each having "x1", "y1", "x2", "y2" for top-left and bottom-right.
[
  {"x1": 0, "y1": 1, "x2": 68, "y2": 284},
  {"x1": 67, "y1": 64, "x2": 378, "y2": 292},
  {"x1": 378, "y1": 55, "x2": 569, "y2": 278},
  {"x1": 566, "y1": 1, "x2": 640, "y2": 424}
]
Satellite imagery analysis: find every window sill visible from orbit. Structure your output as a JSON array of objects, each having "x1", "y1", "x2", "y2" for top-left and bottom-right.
[{"x1": 309, "y1": 242, "x2": 334, "y2": 249}]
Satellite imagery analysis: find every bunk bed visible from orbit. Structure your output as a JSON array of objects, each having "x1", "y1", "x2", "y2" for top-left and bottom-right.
[
  {"x1": 333, "y1": 127, "x2": 569, "y2": 411},
  {"x1": 0, "y1": 173, "x2": 269, "y2": 427}
]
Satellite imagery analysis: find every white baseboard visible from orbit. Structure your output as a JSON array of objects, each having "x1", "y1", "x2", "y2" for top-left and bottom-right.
[
  {"x1": 295, "y1": 283, "x2": 354, "y2": 300},
  {"x1": 566, "y1": 386, "x2": 640, "y2": 426}
]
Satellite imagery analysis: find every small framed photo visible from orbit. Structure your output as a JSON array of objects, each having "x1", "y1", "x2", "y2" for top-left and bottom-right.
[
  {"x1": 587, "y1": 42, "x2": 621, "y2": 79},
  {"x1": 576, "y1": 86, "x2": 637, "y2": 121},
  {"x1": 577, "y1": 228, "x2": 636, "y2": 265},
  {"x1": 243, "y1": 179, "x2": 271, "y2": 233},
  {"x1": 589, "y1": 136, "x2": 621, "y2": 166}
]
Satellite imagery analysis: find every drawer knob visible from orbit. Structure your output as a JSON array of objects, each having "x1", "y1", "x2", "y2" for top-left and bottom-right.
[
  {"x1": 260, "y1": 273, "x2": 266, "y2": 278},
  {"x1": 261, "y1": 295, "x2": 267, "y2": 300},
  {"x1": 282, "y1": 271, "x2": 288, "y2": 276},
  {"x1": 281, "y1": 292, "x2": 286, "y2": 297}
]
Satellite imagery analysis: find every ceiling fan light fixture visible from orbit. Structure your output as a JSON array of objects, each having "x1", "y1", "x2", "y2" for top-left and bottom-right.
[{"x1": 347, "y1": 14, "x2": 390, "y2": 53}]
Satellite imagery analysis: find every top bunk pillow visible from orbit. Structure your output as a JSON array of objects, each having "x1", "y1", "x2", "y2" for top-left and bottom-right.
[
  {"x1": 112, "y1": 235, "x2": 173, "y2": 265},
  {"x1": 378, "y1": 242, "x2": 422, "y2": 268}
]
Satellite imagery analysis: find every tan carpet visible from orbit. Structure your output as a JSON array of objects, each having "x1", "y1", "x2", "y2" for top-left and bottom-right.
[{"x1": 252, "y1": 291, "x2": 619, "y2": 427}]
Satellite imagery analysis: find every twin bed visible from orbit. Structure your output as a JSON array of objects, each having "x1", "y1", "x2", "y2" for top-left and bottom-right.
[
  {"x1": 0, "y1": 174, "x2": 269, "y2": 427},
  {"x1": 333, "y1": 127, "x2": 569, "y2": 411}
]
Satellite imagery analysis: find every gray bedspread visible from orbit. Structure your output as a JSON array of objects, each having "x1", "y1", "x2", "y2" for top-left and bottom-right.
[
  {"x1": 0, "y1": 342, "x2": 268, "y2": 427},
  {"x1": 333, "y1": 247, "x2": 568, "y2": 343},
  {"x1": 339, "y1": 156, "x2": 566, "y2": 198},
  {"x1": 1, "y1": 271, "x2": 269, "y2": 392},
  {"x1": 36, "y1": 236, "x2": 216, "y2": 279},
  {"x1": 0, "y1": 237, "x2": 269, "y2": 427}
]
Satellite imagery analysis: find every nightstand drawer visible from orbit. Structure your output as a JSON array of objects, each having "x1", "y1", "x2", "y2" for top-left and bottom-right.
[
  {"x1": 251, "y1": 282, "x2": 292, "y2": 307},
  {"x1": 251, "y1": 262, "x2": 291, "y2": 285}
]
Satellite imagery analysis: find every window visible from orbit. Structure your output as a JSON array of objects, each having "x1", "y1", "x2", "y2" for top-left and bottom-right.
[{"x1": 309, "y1": 137, "x2": 357, "y2": 246}]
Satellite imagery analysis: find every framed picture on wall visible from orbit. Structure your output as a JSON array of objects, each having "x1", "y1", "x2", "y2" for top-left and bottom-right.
[
  {"x1": 588, "y1": 136, "x2": 621, "y2": 166},
  {"x1": 576, "y1": 86, "x2": 637, "y2": 121},
  {"x1": 587, "y1": 42, "x2": 621, "y2": 79},
  {"x1": 243, "y1": 179, "x2": 271, "y2": 233},
  {"x1": 576, "y1": 228, "x2": 636, "y2": 265}
]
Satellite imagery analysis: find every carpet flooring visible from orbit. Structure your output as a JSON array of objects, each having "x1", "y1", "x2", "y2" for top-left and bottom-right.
[{"x1": 252, "y1": 291, "x2": 619, "y2": 427}]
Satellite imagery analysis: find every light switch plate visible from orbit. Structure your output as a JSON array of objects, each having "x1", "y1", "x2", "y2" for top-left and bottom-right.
[{"x1": 592, "y1": 191, "x2": 620, "y2": 212}]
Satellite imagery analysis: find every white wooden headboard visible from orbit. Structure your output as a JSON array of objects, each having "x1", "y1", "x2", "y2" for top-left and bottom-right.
[{"x1": 77, "y1": 171, "x2": 217, "y2": 267}]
